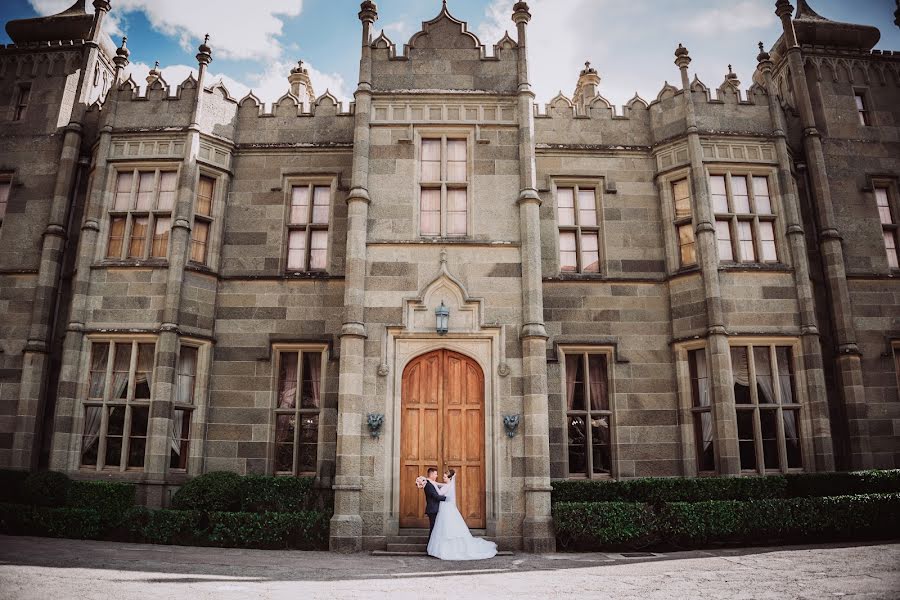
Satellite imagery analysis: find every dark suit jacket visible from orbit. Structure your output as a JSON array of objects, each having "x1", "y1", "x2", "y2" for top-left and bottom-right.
[{"x1": 424, "y1": 480, "x2": 446, "y2": 515}]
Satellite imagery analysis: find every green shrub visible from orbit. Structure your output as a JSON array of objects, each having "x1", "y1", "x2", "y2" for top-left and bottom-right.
[
  {"x1": 554, "y1": 493, "x2": 900, "y2": 551},
  {"x1": 207, "y1": 510, "x2": 329, "y2": 550},
  {"x1": 21, "y1": 471, "x2": 71, "y2": 507},
  {"x1": 126, "y1": 507, "x2": 206, "y2": 546},
  {"x1": 238, "y1": 475, "x2": 315, "y2": 513},
  {"x1": 170, "y1": 471, "x2": 243, "y2": 512},
  {"x1": 784, "y1": 470, "x2": 900, "y2": 498},
  {"x1": 67, "y1": 481, "x2": 136, "y2": 528},
  {"x1": 0, "y1": 470, "x2": 29, "y2": 503},
  {"x1": 0, "y1": 503, "x2": 102, "y2": 539}
]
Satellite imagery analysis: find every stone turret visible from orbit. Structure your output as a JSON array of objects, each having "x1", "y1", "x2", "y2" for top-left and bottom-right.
[
  {"x1": 146, "y1": 61, "x2": 161, "y2": 86},
  {"x1": 288, "y1": 60, "x2": 315, "y2": 105},
  {"x1": 572, "y1": 61, "x2": 600, "y2": 110}
]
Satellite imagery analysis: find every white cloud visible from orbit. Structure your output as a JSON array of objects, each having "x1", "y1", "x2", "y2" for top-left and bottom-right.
[
  {"x1": 381, "y1": 20, "x2": 413, "y2": 43},
  {"x1": 681, "y1": 0, "x2": 776, "y2": 34},
  {"x1": 30, "y1": 0, "x2": 303, "y2": 61}
]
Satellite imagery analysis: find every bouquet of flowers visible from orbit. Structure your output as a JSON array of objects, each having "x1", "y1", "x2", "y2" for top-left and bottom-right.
[{"x1": 415, "y1": 476, "x2": 427, "y2": 489}]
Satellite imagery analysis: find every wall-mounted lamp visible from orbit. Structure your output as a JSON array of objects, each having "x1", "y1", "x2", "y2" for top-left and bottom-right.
[
  {"x1": 435, "y1": 301, "x2": 449, "y2": 336},
  {"x1": 367, "y1": 413, "x2": 385, "y2": 438}
]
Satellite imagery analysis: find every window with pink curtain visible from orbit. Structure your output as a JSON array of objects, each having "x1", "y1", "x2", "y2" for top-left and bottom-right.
[
  {"x1": 274, "y1": 350, "x2": 323, "y2": 476},
  {"x1": 565, "y1": 351, "x2": 613, "y2": 478}
]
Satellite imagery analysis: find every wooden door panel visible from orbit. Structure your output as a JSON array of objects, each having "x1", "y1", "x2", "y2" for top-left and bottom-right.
[{"x1": 400, "y1": 349, "x2": 485, "y2": 529}]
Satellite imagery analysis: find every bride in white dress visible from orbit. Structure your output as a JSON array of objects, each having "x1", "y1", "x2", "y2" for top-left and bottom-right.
[{"x1": 427, "y1": 470, "x2": 497, "y2": 560}]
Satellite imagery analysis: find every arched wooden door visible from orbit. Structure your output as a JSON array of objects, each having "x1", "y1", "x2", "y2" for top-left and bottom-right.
[{"x1": 399, "y1": 349, "x2": 486, "y2": 529}]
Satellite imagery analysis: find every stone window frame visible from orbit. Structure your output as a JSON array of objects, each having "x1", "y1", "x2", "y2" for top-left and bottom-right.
[
  {"x1": 892, "y1": 341, "x2": 900, "y2": 394},
  {"x1": 0, "y1": 173, "x2": 11, "y2": 228},
  {"x1": 658, "y1": 166, "x2": 697, "y2": 275},
  {"x1": 188, "y1": 169, "x2": 219, "y2": 267},
  {"x1": 550, "y1": 177, "x2": 606, "y2": 275},
  {"x1": 169, "y1": 339, "x2": 210, "y2": 474},
  {"x1": 104, "y1": 165, "x2": 180, "y2": 263},
  {"x1": 708, "y1": 169, "x2": 781, "y2": 266},
  {"x1": 729, "y1": 337, "x2": 808, "y2": 475},
  {"x1": 270, "y1": 343, "x2": 328, "y2": 477},
  {"x1": 12, "y1": 81, "x2": 31, "y2": 121},
  {"x1": 282, "y1": 175, "x2": 337, "y2": 274},
  {"x1": 872, "y1": 179, "x2": 899, "y2": 271},
  {"x1": 558, "y1": 345, "x2": 617, "y2": 480},
  {"x1": 853, "y1": 87, "x2": 872, "y2": 127},
  {"x1": 672, "y1": 177, "x2": 696, "y2": 269},
  {"x1": 78, "y1": 334, "x2": 157, "y2": 473},
  {"x1": 414, "y1": 127, "x2": 474, "y2": 239},
  {"x1": 675, "y1": 340, "x2": 719, "y2": 476}
]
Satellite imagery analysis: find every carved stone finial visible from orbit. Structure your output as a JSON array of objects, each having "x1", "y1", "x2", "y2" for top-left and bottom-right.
[
  {"x1": 512, "y1": 1, "x2": 531, "y2": 25},
  {"x1": 197, "y1": 33, "x2": 212, "y2": 66},
  {"x1": 775, "y1": 0, "x2": 794, "y2": 19},
  {"x1": 114, "y1": 35, "x2": 130, "y2": 65},
  {"x1": 674, "y1": 43, "x2": 691, "y2": 68},
  {"x1": 757, "y1": 41, "x2": 771, "y2": 64},
  {"x1": 359, "y1": 0, "x2": 378, "y2": 24},
  {"x1": 146, "y1": 60, "x2": 162, "y2": 85}
]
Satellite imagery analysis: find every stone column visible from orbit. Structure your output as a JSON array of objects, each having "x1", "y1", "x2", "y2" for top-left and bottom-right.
[
  {"x1": 775, "y1": 0, "x2": 871, "y2": 469},
  {"x1": 513, "y1": 1, "x2": 554, "y2": 553},
  {"x1": 675, "y1": 45, "x2": 740, "y2": 475},
  {"x1": 142, "y1": 38, "x2": 213, "y2": 499},
  {"x1": 756, "y1": 43, "x2": 834, "y2": 471},
  {"x1": 330, "y1": 0, "x2": 376, "y2": 553},
  {"x1": 50, "y1": 36, "x2": 130, "y2": 471},
  {"x1": 13, "y1": 0, "x2": 112, "y2": 470}
]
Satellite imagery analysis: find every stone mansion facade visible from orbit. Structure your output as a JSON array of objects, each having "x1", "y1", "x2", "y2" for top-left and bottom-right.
[{"x1": 0, "y1": 0, "x2": 898, "y2": 551}]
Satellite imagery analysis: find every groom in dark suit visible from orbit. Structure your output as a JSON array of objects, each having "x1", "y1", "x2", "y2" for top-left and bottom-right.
[{"x1": 424, "y1": 467, "x2": 446, "y2": 543}]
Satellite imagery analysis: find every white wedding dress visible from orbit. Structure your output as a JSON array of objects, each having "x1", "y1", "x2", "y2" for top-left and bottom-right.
[{"x1": 426, "y1": 477, "x2": 497, "y2": 560}]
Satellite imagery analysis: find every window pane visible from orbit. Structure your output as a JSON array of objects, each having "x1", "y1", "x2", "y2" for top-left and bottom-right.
[
  {"x1": 732, "y1": 176, "x2": 751, "y2": 213},
  {"x1": 776, "y1": 347, "x2": 795, "y2": 405},
  {"x1": 298, "y1": 414, "x2": 318, "y2": 473},
  {"x1": 678, "y1": 224, "x2": 696, "y2": 266},
  {"x1": 673, "y1": 179, "x2": 691, "y2": 220},
  {"x1": 753, "y1": 176, "x2": 772, "y2": 214},
  {"x1": 876, "y1": 189, "x2": 893, "y2": 225},
  {"x1": 884, "y1": 231, "x2": 899, "y2": 269},
  {"x1": 0, "y1": 181, "x2": 9, "y2": 221},
  {"x1": 587, "y1": 354, "x2": 608, "y2": 410},
  {"x1": 128, "y1": 217, "x2": 148, "y2": 258},
  {"x1": 136, "y1": 172, "x2": 155, "y2": 211},
  {"x1": 566, "y1": 354, "x2": 585, "y2": 412},
  {"x1": 274, "y1": 414, "x2": 295, "y2": 473},
  {"x1": 301, "y1": 352, "x2": 323, "y2": 409},
  {"x1": 105, "y1": 406, "x2": 126, "y2": 467},
  {"x1": 114, "y1": 172, "x2": 133, "y2": 210},
  {"x1": 176, "y1": 346, "x2": 198, "y2": 405},
  {"x1": 169, "y1": 408, "x2": 191, "y2": 470},
  {"x1": 190, "y1": 220, "x2": 209, "y2": 264},
  {"x1": 287, "y1": 230, "x2": 306, "y2": 271},
  {"x1": 194, "y1": 175, "x2": 213, "y2": 216},
  {"x1": 591, "y1": 415, "x2": 611, "y2": 475},
  {"x1": 754, "y1": 347, "x2": 775, "y2": 404},
  {"x1": 278, "y1": 352, "x2": 299, "y2": 409},
  {"x1": 855, "y1": 94, "x2": 865, "y2": 111},
  {"x1": 151, "y1": 217, "x2": 170, "y2": 258},
  {"x1": 693, "y1": 412, "x2": 715, "y2": 472},
  {"x1": 567, "y1": 415, "x2": 587, "y2": 477},
  {"x1": 557, "y1": 188, "x2": 576, "y2": 226},
  {"x1": 759, "y1": 221, "x2": 777, "y2": 262},
  {"x1": 738, "y1": 220, "x2": 756, "y2": 262},
  {"x1": 581, "y1": 233, "x2": 600, "y2": 273},
  {"x1": 447, "y1": 140, "x2": 466, "y2": 182},
  {"x1": 290, "y1": 186, "x2": 309, "y2": 224},
  {"x1": 134, "y1": 343, "x2": 154, "y2": 400},
  {"x1": 309, "y1": 229, "x2": 328, "y2": 270},
  {"x1": 312, "y1": 186, "x2": 330, "y2": 224},
  {"x1": 710, "y1": 175, "x2": 728, "y2": 213},
  {"x1": 578, "y1": 189, "x2": 597, "y2": 227},
  {"x1": 737, "y1": 409, "x2": 757, "y2": 471},
  {"x1": 158, "y1": 172, "x2": 178, "y2": 211},
  {"x1": 688, "y1": 349, "x2": 710, "y2": 408},
  {"x1": 716, "y1": 220, "x2": 733, "y2": 261},
  {"x1": 731, "y1": 346, "x2": 751, "y2": 404},
  {"x1": 81, "y1": 405, "x2": 102, "y2": 466},
  {"x1": 559, "y1": 231, "x2": 577, "y2": 272},
  {"x1": 420, "y1": 189, "x2": 440, "y2": 236},
  {"x1": 107, "y1": 217, "x2": 126, "y2": 258},
  {"x1": 759, "y1": 409, "x2": 779, "y2": 470},
  {"x1": 89, "y1": 344, "x2": 109, "y2": 400},
  {"x1": 421, "y1": 139, "x2": 441, "y2": 181},
  {"x1": 112, "y1": 343, "x2": 132, "y2": 400},
  {"x1": 447, "y1": 189, "x2": 467, "y2": 235},
  {"x1": 127, "y1": 406, "x2": 149, "y2": 468},
  {"x1": 784, "y1": 408, "x2": 802, "y2": 468}
]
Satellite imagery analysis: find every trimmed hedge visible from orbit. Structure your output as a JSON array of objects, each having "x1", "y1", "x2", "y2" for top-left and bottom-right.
[
  {"x1": 554, "y1": 493, "x2": 900, "y2": 550},
  {"x1": 21, "y1": 471, "x2": 71, "y2": 507},
  {"x1": 0, "y1": 503, "x2": 103, "y2": 540},
  {"x1": 0, "y1": 470, "x2": 29, "y2": 503},
  {"x1": 551, "y1": 470, "x2": 900, "y2": 504},
  {"x1": 171, "y1": 471, "x2": 319, "y2": 513}
]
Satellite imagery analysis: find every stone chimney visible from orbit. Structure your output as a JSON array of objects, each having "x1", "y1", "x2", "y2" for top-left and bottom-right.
[
  {"x1": 573, "y1": 61, "x2": 600, "y2": 110},
  {"x1": 288, "y1": 60, "x2": 315, "y2": 105}
]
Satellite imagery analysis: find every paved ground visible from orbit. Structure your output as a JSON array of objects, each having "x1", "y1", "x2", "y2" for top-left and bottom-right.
[{"x1": 0, "y1": 536, "x2": 898, "y2": 600}]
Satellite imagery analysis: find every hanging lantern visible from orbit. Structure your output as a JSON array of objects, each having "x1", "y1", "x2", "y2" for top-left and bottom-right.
[{"x1": 435, "y1": 301, "x2": 449, "y2": 335}]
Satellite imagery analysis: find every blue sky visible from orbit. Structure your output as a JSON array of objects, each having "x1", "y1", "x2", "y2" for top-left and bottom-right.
[{"x1": 2, "y1": 0, "x2": 898, "y2": 109}]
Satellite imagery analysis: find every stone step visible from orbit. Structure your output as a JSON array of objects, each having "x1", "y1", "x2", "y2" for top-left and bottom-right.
[
  {"x1": 372, "y1": 550, "x2": 514, "y2": 557},
  {"x1": 385, "y1": 543, "x2": 426, "y2": 552},
  {"x1": 386, "y1": 535, "x2": 430, "y2": 545}
]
